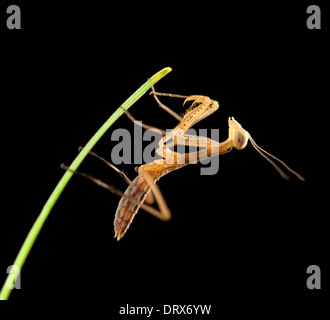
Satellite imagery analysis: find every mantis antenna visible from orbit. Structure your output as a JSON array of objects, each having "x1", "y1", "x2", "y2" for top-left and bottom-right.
[
  {"x1": 246, "y1": 132, "x2": 305, "y2": 181},
  {"x1": 228, "y1": 117, "x2": 304, "y2": 181}
]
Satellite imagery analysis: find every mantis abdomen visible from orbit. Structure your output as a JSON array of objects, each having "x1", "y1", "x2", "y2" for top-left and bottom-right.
[{"x1": 114, "y1": 174, "x2": 152, "y2": 240}]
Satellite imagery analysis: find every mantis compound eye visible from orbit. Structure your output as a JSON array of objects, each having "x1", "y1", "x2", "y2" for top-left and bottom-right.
[{"x1": 233, "y1": 128, "x2": 248, "y2": 150}]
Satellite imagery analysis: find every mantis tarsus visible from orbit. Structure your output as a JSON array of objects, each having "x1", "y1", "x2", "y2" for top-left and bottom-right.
[{"x1": 62, "y1": 87, "x2": 305, "y2": 240}]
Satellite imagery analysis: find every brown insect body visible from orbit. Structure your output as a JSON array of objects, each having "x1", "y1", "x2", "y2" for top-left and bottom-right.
[
  {"x1": 112, "y1": 91, "x2": 304, "y2": 240},
  {"x1": 114, "y1": 163, "x2": 185, "y2": 240},
  {"x1": 62, "y1": 89, "x2": 304, "y2": 241}
]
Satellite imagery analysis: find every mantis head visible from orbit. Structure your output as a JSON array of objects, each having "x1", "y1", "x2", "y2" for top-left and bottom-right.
[
  {"x1": 228, "y1": 117, "x2": 249, "y2": 150},
  {"x1": 228, "y1": 117, "x2": 305, "y2": 181}
]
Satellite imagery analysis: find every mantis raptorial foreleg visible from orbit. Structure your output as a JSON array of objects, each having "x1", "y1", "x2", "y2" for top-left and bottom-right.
[
  {"x1": 153, "y1": 93, "x2": 220, "y2": 164},
  {"x1": 161, "y1": 133, "x2": 216, "y2": 151},
  {"x1": 155, "y1": 132, "x2": 219, "y2": 164}
]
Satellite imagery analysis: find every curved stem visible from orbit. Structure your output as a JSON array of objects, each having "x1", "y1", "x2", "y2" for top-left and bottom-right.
[{"x1": 0, "y1": 67, "x2": 172, "y2": 300}]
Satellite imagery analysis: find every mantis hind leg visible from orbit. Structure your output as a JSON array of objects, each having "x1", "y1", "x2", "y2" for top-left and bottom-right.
[
  {"x1": 78, "y1": 146, "x2": 131, "y2": 185},
  {"x1": 60, "y1": 164, "x2": 170, "y2": 222}
]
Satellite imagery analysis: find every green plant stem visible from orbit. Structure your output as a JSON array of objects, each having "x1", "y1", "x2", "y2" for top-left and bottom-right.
[{"x1": 0, "y1": 67, "x2": 172, "y2": 300}]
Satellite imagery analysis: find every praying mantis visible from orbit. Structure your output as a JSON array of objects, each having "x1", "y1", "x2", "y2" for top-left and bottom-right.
[{"x1": 62, "y1": 86, "x2": 304, "y2": 240}]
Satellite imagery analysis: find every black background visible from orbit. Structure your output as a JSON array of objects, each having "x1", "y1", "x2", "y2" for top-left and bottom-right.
[{"x1": 0, "y1": 0, "x2": 328, "y2": 316}]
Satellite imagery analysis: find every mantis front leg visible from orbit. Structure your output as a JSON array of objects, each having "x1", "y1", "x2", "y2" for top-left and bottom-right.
[{"x1": 155, "y1": 128, "x2": 233, "y2": 164}]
